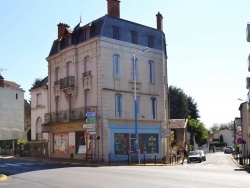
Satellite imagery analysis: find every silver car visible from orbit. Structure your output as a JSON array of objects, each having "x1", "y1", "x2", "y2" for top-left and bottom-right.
[
  {"x1": 197, "y1": 150, "x2": 206, "y2": 161},
  {"x1": 187, "y1": 150, "x2": 202, "y2": 163}
]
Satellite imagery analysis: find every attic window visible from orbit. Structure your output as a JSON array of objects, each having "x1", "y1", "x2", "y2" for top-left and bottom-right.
[
  {"x1": 16, "y1": 93, "x2": 18, "y2": 99},
  {"x1": 112, "y1": 26, "x2": 120, "y2": 40}
]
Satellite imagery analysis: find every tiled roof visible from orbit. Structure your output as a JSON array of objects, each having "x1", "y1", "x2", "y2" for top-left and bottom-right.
[
  {"x1": 3, "y1": 80, "x2": 24, "y2": 91},
  {"x1": 30, "y1": 76, "x2": 48, "y2": 90},
  {"x1": 169, "y1": 119, "x2": 187, "y2": 129}
]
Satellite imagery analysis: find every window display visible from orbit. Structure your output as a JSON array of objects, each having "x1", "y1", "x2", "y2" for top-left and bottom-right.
[
  {"x1": 54, "y1": 132, "x2": 68, "y2": 154},
  {"x1": 114, "y1": 133, "x2": 129, "y2": 155}
]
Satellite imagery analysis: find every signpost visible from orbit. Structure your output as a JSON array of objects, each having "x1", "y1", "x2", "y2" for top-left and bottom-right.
[
  {"x1": 83, "y1": 123, "x2": 95, "y2": 129},
  {"x1": 86, "y1": 112, "x2": 96, "y2": 118},
  {"x1": 86, "y1": 117, "x2": 96, "y2": 123}
]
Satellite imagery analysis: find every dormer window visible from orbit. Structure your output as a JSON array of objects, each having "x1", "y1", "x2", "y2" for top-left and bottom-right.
[
  {"x1": 112, "y1": 26, "x2": 120, "y2": 40},
  {"x1": 131, "y1": 30, "x2": 138, "y2": 44}
]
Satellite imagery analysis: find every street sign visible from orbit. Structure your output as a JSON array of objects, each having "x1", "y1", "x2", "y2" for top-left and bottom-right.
[
  {"x1": 83, "y1": 123, "x2": 95, "y2": 129},
  {"x1": 87, "y1": 128, "x2": 96, "y2": 132},
  {"x1": 86, "y1": 112, "x2": 96, "y2": 118},
  {"x1": 86, "y1": 117, "x2": 96, "y2": 123},
  {"x1": 88, "y1": 131, "x2": 96, "y2": 135}
]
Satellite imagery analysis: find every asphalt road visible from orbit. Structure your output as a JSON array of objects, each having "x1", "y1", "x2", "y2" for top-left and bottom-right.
[{"x1": 1, "y1": 152, "x2": 250, "y2": 188}]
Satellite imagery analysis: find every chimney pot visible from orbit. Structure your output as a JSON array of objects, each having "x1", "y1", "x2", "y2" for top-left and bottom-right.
[
  {"x1": 57, "y1": 23, "x2": 70, "y2": 39},
  {"x1": 107, "y1": 0, "x2": 120, "y2": 18},
  {"x1": 156, "y1": 12, "x2": 163, "y2": 31},
  {"x1": 0, "y1": 75, "x2": 4, "y2": 87}
]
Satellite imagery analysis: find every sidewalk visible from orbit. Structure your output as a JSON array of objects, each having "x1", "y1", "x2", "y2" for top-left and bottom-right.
[{"x1": 231, "y1": 155, "x2": 250, "y2": 169}]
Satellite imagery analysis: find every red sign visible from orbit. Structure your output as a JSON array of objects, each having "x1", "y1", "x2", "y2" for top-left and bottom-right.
[{"x1": 237, "y1": 137, "x2": 243, "y2": 144}]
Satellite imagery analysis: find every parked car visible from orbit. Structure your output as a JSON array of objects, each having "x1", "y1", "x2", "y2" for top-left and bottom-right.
[
  {"x1": 187, "y1": 150, "x2": 202, "y2": 163},
  {"x1": 197, "y1": 150, "x2": 206, "y2": 161},
  {"x1": 224, "y1": 146, "x2": 235, "y2": 154}
]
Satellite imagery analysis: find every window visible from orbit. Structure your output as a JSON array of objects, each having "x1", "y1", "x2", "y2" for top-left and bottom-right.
[
  {"x1": 55, "y1": 67, "x2": 59, "y2": 85},
  {"x1": 148, "y1": 35, "x2": 154, "y2": 48},
  {"x1": 37, "y1": 93, "x2": 42, "y2": 107},
  {"x1": 148, "y1": 60, "x2": 155, "y2": 83},
  {"x1": 151, "y1": 97, "x2": 157, "y2": 119},
  {"x1": 115, "y1": 94, "x2": 122, "y2": 117},
  {"x1": 113, "y1": 133, "x2": 159, "y2": 155},
  {"x1": 113, "y1": 54, "x2": 120, "y2": 78},
  {"x1": 84, "y1": 56, "x2": 91, "y2": 72},
  {"x1": 75, "y1": 131, "x2": 86, "y2": 154},
  {"x1": 112, "y1": 26, "x2": 120, "y2": 40},
  {"x1": 131, "y1": 30, "x2": 138, "y2": 44},
  {"x1": 131, "y1": 57, "x2": 139, "y2": 81},
  {"x1": 16, "y1": 93, "x2": 18, "y2": 99},
  {"x1": 66, "y1": 62, "x2": 74, "y2": 76},
  {"x1": 84, "y1": 89, "x2": 91, "y2": 106}
]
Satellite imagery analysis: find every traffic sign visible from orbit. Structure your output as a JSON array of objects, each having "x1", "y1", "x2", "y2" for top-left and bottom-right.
[
  {"x1": 86, "y1": 112, "x2": 96, "y2": 118},
  {"x1": 83, "y1": 123, "x2": 95, "y2": 129},
  {"x1": 86, "y1": 117, "x2": 96, "y2": 123},
  {"x1": 87, "y1": 128, "x2": 96, "y2": 132},
  {"x1": 88, "y1": 131, "x2": 96, "y2": 135}
]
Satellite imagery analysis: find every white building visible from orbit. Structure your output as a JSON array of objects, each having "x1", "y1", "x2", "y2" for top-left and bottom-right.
[
  {"x1": 43, "y1": 0, "x2": 169, "y2": 162},
  {"x1": 0, "y1": 74, "x2": 26, "y2": 154}
]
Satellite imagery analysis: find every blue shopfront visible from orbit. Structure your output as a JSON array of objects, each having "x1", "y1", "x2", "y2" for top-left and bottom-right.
[{"x1": 109, "y1": 124, "x2": 162, "y2": 161}]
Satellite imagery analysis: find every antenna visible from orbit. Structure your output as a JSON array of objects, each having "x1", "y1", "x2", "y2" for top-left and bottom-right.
[{"x1": 0, "y1": 67, "x2": 7, "y2": 75}]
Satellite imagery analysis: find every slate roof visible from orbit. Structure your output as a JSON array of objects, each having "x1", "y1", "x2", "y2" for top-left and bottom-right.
[
  {"x1": 30, "y1": 76, "x2": 48, "y2": 90},
  {"x1": 48, "y1": 14, "x2": 166, "y2": 57},
  {"x1": 169, "y1": 119, "x2": 188, "y2": 129}
]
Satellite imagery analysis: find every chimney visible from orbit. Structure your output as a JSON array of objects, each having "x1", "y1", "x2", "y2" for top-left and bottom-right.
[
  {"x1": 0, "y1": 75, "x2": 4, "y2": 87},
  {"x1": 156, "y1": 12, "x2": 163, "y2": 31},
  {"x1": 107, "y1": 0, "x2": 120, "y2": 18},
  {"x1": 57, "y1": 23, "x2": 70, "y2": 39}
]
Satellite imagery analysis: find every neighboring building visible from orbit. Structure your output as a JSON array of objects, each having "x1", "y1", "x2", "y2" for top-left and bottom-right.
[
  {"x1": 210, "y1": 129, "x2": 234, "y2": 147},
  {"x1": 29, "y1": 77, "x2": 49, "y2": 157},
  {"x1": 169, "y1": 119, "x2": 188, "y2": 151},
  {"x1": 238, "y1": 102, "x2": 249, "y2": 156},
  {"x1": 0, "y1": 74, "x2": 26, "y2": 154},
  {"x1": 44, "y1": 0, "x2": 169, "y2": 161}
]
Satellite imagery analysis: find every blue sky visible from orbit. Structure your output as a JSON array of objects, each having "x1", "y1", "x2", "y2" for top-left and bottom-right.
[{"x1": 0, "y1": 0, "x2": 249, "y2": 128}]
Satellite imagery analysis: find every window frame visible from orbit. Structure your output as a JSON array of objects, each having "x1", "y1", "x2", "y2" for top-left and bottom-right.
[
  {"x1": 113, "y1": 54, "x2": 120, "y2": 78},
  {"x1": 150, "y1": 97, "x2": 157, "y2": 119},
  {"x1": 115, "y1": 94, "x2": 122, "y2": 118},
  {"x1": 148, "y1": 60, "x2": 155, "y2": 84}
]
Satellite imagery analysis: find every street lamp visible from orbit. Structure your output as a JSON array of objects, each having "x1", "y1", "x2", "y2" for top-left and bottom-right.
[{"x1": 133, "y1": 47, "x2": 149, "y2": 163}]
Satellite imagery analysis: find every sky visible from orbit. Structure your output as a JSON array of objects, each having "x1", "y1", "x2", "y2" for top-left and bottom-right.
[{"x1": 1, "y1": 0, "x2": 250, "y2": 128}]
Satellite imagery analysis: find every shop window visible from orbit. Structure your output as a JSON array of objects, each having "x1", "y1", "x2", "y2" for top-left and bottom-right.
[
  {"x1": 114, "y1": 133, "x2": 129, "y2": 155},
  {"x1": 114, "y1": 133, "x2": 159, "y2": 155},
  {"x1": 53, "y1": 132, "x2": 69, "y2": 154},
  {"x1": 75, "y1": 131, "x2": 86, "y2": 154}
]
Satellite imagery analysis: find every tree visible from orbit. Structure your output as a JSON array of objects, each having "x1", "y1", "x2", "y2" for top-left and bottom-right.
[
  {"x1": 187, "y1": 96, "x2": 200, "y2": 120},
  {"x1": 209, "y1": 121, "x2": 234, "y2": 133},
  {"x1": 169, "y1": 86, "x2": 189, "y2": 119},
  {"x1": 187, "y1": 117, "x2": 209, "y2": 146},
  {"x1": 169, "y1": 86, "x2": 200, "y2": 120}
]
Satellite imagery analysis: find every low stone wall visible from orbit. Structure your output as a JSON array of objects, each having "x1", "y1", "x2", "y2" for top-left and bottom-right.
[{"x1": 28, "y1": 141, "x2": 48, "y2": 157}]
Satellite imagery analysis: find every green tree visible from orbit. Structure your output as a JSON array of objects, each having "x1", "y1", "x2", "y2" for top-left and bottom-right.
[
  {"x1": 169, "y1": 86, "x2": 200, "y2": 120},
  {"x1": 187, "y1": 117, "x2": 209, "y2": 146},
  {"x1": 187, "y1": 96, "x2": 200, "y2": 120},
  {"x1": 169, "y1": 86, "x2": 189, "y2": 119}
]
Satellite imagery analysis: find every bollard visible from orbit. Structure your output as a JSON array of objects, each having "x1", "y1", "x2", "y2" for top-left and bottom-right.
[
  {"x1": 155, "y1": 155, "x2": 156, "y2": 165},
  {"x1": 144, "y1": 154, "x2": 146, "y2": 165},
  {"x1": 164, "y1": 155, "x2": 166, "y2": 164},
  {"x1": 239, "y1": 156, "x2": 243, "y2": 166},
  {"x1": 128, "y1": 153, "x2": 130, "y2": 165},
  {"x1": 109, "y1": 154, "x2": 111, "y2": 165}
]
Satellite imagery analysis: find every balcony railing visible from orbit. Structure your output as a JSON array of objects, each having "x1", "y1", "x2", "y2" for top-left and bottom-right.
[
  {"x1": 44, "y1": 106, "x2": 97, "y2": 123},
  {"x1": 59, "y1": 76, "x2": 75, "y2": 89},
  {"x1": 82, "y1": 71, "x2": 92, "y2": 77},
  {"x1": 54, "y1": 80, "x2": 60, "y2": 86}
]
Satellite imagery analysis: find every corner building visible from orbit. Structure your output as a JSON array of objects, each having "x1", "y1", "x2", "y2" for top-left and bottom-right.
[{"x1": 46, "y1": 0, "x2": 169, "y2": 162}]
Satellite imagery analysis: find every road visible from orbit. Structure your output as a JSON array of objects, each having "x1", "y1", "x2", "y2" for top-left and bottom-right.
[{"x1": 0, "y1": 152, "x2": 250, "y2": 188}]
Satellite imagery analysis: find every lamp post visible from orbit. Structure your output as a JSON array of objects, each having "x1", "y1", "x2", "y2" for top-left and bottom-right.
[{"x1": 133, "y1": 47, "x2": 148, "y2": 163}]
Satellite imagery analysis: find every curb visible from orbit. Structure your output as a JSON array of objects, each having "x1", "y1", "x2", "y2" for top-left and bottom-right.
[{"x1": 0, "y1": 174, "x2": 8, "y2": 182}]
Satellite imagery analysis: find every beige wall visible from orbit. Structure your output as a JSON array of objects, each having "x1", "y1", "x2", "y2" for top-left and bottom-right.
[{"x1": 46, "y1": 36, "x2": 168, "y2": 161}]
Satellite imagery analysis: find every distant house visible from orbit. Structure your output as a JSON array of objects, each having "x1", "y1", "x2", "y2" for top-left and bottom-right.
[
  {"x1": 29, "y1": 77, "x2": 49, "y2": 157},
  {"x1": 0, "y1": 74, "x2": 26, "y2": 154},
  {"x1": 210, "y1": 129, "x2": 234, "y2": 147}
]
